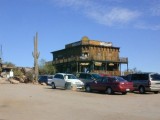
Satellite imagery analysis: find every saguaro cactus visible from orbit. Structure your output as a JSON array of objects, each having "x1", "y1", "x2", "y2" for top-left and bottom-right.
[{"x1": 32, "y1": 32, "x2": 40, "y2": 82}]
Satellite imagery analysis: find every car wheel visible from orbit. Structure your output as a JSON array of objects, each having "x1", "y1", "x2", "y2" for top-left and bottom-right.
[
  {"x1": 139, "y1": 86, "x2": 145, "y2": 94},
  {"x1": 51, "y1": 83, "x2": 56, "y2": 89},
  {"x1": 154, "y1": 91, "x2": 159, "y2": 94},
  {"x1": 122, "y1": 92, "x2": 127, "y2": 95},
  {"x1": 85, "y1": 86, "x2": 91, "y2": 92},
  {"x1": 106, "y1": 87, "x2": 113, "y2": 95}
]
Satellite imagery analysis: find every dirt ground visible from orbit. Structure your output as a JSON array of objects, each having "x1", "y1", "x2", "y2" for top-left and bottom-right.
[{"x1": 0, "y1": 83, "x2": 160, "y2": 120}]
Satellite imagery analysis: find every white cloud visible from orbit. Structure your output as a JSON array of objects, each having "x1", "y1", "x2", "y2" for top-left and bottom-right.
[
  {"x1": 135, "y1": 22, "x2": 160, "y2": 30},
  {"x1": 150, "y1": 1, "x2": 160, "y2": 16},
  {"x1": 51, "y1": 0, "x2": 141, "y2": 26},
  {"x1": 50, "y1": 0, "x2": 160, "y2": 30},
  {"x1": 87, "y1": 7, "x2": 141, "y2": 26}
]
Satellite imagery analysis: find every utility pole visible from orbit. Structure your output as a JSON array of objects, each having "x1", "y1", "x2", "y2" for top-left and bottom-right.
[{"x1": 32, "y1": 32, "x2": 40, "y2": 82}]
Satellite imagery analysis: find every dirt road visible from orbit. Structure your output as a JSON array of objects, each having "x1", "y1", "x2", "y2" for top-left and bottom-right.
[{"x1": 0, "y1": 84, "x2": 160, "y2": 120}]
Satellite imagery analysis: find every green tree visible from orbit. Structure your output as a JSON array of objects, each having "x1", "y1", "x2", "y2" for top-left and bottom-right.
[
  {"x1": 4, "y1": 62, "x2": 15, "y2": 67},
  {"x1": 123, "y1": 67, "x2": 141, "y2": 75},
  {"x1": 39, "y1": 59, "x2": 56, "y2": 75}
]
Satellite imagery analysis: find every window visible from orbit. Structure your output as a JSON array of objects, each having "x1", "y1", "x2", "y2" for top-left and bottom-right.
[
  {"x1": 92, "y1": 74, "x2": 101, "y2": 79},
  {"x1": 54, "y1": 74, "x2": 64, "y2": 79},
  {"x1": 131, "y1": 74, "x2": 149, "y2": 80},
  {"x1": 67, "y1": 75, "x2": 77, "y2": 79},
  {"x1": 96, "y1": 78, "x2": 102, "y2": 83},
  {"x1": 151, "y1": 74, "x2": 160, "y2": 81},
  {"x1": 79, "y1": 74, "x2": 86, "y2": 79},
  {"x1": 108, "y1": 77, "x2": 115, "y2": 82},
  {"x1": 116, "y1": 77, "x2": 127, "y2": 82},
  {"x1": 131, "y1": 74, "x2": 138, "y2": 81},
  {"x1": 59, "y1": 75, "x2": 64, "y2": 79},
  {"x1": 102, "y1": 77, "x2": 108, "y2": 83},
  {"x1": 86, "y1": 74, "x2": 92, "y2": 79},
  {"x1": 54, "y1": 74, "x2": 59, "y2": 78}
]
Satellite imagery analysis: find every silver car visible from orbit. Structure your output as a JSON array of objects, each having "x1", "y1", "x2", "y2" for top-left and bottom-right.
[{"x1": 51, "y1": 73, "x2": 84, "y2": 89}]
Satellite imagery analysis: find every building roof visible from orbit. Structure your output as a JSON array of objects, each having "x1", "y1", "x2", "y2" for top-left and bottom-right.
[{"x1": 51, "y1": 36, "x2": 120, "y2": 53}]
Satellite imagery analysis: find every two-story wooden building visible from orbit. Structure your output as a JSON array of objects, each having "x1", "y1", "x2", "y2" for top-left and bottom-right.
[{"x1": 51, "y1": 36, "x2": 128, "y2": 76}]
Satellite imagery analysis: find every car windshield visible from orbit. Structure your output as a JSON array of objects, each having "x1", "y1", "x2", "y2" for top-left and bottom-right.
[
  {"x1": 67, "y1": 75, "x2": 77, "y2": 79},
  {"x1": 92, "y1": 74, "x2": 101, "y2": 79},
  {"x1": 150, "y1": 74, "x2": 160, "y2": 81},
  {"x1": 48, "y1": 76, "x2": 54, "y2": 79},
  {"x1": 116, "y1": 77, "x2": 127, "y2": 82}
]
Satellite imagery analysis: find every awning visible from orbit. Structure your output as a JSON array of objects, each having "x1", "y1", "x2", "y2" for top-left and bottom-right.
[
  {"x1": 95, "y1": 62, "x2": 102, "y2": 66},
  {"x1": 80, "y1": 63, "x2": 89, "y2": 65}
]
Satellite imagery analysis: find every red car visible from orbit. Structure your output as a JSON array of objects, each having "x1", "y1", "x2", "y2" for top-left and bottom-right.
[{"x1": 85, "y1": 76, "x2": 134, "y2": 95}]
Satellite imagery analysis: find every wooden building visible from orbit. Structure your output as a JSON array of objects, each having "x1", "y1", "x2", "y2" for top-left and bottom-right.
[{"x1": 51, "y1": 36, "x2": 128, "y2": 76}]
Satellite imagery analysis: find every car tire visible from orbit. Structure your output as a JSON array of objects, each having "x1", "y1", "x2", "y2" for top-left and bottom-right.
[
  {"x1": 85, "y1": 86, "x2": 91, "y2": 92},
  {"x1": 51, "y1": 83, "x2": 56, "y2": 89},
  {"x1": 122, "y1": 92, "x2": 127, "y2": 95},
  {"x1": 154, "y1": 91, "x2": 159, "y2": 94},
  {"x1": 139, "y1": 86, "x2": 145, "y2": 94},
  {"x1": 106, "y1": 87, "x2": 113, "y2": 95}
]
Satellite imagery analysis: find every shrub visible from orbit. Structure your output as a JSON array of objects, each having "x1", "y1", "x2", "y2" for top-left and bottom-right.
[{"x1": 13, "y1": 68, "x2": 23, "y2": 78}]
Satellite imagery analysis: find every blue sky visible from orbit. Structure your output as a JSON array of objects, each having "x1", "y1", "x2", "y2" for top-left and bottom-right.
[{"x1": 0, "y1": 0, "x2": 160, "y2": 73}]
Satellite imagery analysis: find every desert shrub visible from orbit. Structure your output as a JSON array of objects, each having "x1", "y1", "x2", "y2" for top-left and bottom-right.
[
  {"x1": 13, "y1": 68, "x2": 23, "y2": 78},
  {"x1": 25, "y1": 71, "x2": 34, "y2": 83}
]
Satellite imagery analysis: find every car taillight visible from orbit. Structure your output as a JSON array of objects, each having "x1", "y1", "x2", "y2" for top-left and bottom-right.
[
  {"x1": 148, "y1": 80, "x2": 151, "y2": 86},
  {"x1": 121, "y1": 82, "x2": 125, "y2": 85}
]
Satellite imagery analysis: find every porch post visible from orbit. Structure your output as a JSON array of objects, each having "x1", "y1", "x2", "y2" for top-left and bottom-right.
[{"x1": 76, "y1": 62, "x2": 78, "y2": 73}]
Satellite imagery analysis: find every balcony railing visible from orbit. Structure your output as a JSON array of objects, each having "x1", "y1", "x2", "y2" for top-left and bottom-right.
[
  {"x1": 93, "y1": 70, "x2": 121, "y2": 76},
  {"x1": 53, "y1": 56, "x2": 128, "y2": 64},
  {"x1": 119, "y1": 57, "x2": 128, "y2": 63}
]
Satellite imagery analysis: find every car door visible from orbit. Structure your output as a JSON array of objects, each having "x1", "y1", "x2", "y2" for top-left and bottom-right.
[
  {"x1": 130, "y1": 74, "x2": 139, "y2": 89},
  {"x1": 53, "y1": 74, "x2": 65, "y2": 87},
  {"x1": 91, "y1": 77, "x2": 107, "y2": 91},
  {"x1": 95, "y1": 77, "x2": 108, "y2": 91},
  {"x1": 57, "y1": 74, "x2": 66, "y2": 87},
  {"x1": 90, "y1": 78, "x2": 101, "y2": 90},
  {"x1": 108, "y1": 77, "x2": 117, "y2": 90}
]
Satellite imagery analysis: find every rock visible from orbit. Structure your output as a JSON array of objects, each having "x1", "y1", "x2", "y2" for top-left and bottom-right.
[
  {"x1": 0, "y1": 78, "x2": 9, "y2": 84},
  {"x1": 14, "y1": 76, "x2": 24, "y2": 83},
  {"x1": 9, "y1": 79, "x2": 20, "y2": 84},
  {"x1": 1, "y1": 72, "x2": 7, "y2": 78}
]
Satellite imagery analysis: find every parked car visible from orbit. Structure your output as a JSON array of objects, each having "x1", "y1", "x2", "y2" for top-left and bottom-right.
[
  {"x1": 76, "y1": 72, "x2": 101, "y2": 85},
  {"x1": 125, "y1": 72, "x2": 160, "y2": 94},
  {"x1": 38, "y1": 75, "x2": 54, "y2": 85},
  {"x1": 51, "y1": 73, "x2": 84, "y2": 89},
  {"x1": 85, "y1": 76, "x2": 134, "y2": 95}
]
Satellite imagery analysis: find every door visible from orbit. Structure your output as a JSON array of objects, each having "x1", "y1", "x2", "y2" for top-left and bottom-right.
[
  {"x1": 54, "y1": 74, "x2": 66, "y2": 87},
  {"x1": 92, "y1": 77, "x2": 108, "y2": 91}
]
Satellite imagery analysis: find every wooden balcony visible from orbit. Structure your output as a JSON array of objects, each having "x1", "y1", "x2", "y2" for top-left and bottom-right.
[
  {"x1": 53, "y1": 56, "x2": 128, "y2": 64},
  {"x1": 93, "y1": 70, "x2": 121, "y2": 76},
  {"x1": 119, "y1": 57, "x2": 128, "y2": 63}
]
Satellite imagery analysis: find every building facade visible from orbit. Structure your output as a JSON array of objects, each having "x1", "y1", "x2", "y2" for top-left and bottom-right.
[{"x1": 51, "y1": 36, "x2": 128, "y2": 76}]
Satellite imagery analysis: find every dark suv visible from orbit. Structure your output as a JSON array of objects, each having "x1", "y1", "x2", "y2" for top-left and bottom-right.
[
  {"x1": 76, "y1": 72, "x2": 101, "y2": 85},
  {"x1": 125, "y1": 72, "x2": 160, "y2": 94},
  {"x1": 38, "y1": 75, "x2": 54, "y2": 85}
]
